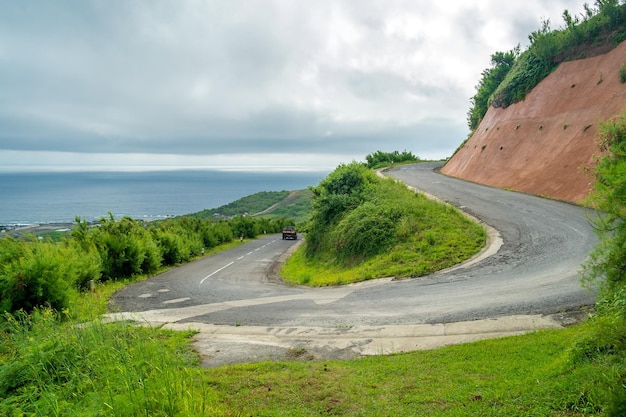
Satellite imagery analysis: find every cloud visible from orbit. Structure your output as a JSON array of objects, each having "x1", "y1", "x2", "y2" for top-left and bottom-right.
[{"x1": 0, "y1": 0, "x2": 585, "y2": 170}]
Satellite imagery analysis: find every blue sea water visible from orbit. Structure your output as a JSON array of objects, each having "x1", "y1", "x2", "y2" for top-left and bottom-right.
[{"x1": 0, "y1": 170, "x2": 328, "y2": 225}]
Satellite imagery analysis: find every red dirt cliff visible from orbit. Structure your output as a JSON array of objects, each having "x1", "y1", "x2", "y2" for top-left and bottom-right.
[{"x1": 442, "y1": 40, "x2": 626, "y2": 204}]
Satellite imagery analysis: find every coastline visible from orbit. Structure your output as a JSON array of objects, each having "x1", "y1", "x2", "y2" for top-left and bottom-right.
[{"x1": 1, "y1": 222, "x2": 78, "y2": 239}]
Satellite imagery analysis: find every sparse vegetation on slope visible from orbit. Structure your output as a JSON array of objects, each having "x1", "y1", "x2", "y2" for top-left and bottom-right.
[
  {"x1": 255, "y1": 189, "x2": 314, "y2": 223},
  {"x1": 187, "y1": 189, "x2": 314, "y2": 223},
  {"x1": 188, "y1": 190, "x2": 291, "y2": 218},
  {"x1": 469, "y1": 0, "x2": 626, "y2": 129}
]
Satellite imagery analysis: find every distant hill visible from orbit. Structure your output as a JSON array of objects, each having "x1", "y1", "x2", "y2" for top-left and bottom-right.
[{"x1": 185, "y1": 189, "x2": 313, "y2": 223}]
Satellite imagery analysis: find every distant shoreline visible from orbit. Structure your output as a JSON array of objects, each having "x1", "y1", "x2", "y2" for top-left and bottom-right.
[{"x1": 1, "y1": 221, "x2": 90, "y2": 239}]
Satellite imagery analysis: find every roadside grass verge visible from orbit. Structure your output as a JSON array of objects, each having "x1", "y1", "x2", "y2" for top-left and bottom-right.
[{"x1": 2, "y1": 303, "x2": 621, "y2": 415}]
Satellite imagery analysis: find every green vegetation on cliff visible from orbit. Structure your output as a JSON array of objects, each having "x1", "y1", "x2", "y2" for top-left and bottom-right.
[{"x1": 468, "y1": 0, "x2": 626, "y2": 130}]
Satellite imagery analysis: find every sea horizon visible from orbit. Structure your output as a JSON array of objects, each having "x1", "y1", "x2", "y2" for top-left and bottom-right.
[{"x1": 0, "y1": 169, "x2": 329, "y2": 226}]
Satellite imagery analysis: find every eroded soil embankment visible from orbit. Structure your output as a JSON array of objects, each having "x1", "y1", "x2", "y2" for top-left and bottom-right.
[{"x1": 442, "y1": 40, "x2": 626, "y2": 204}]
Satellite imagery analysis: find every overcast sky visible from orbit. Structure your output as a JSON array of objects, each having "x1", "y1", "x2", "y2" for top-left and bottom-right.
[{"x1": 0, "y1": 0, "x2": 585, "y2": 172}]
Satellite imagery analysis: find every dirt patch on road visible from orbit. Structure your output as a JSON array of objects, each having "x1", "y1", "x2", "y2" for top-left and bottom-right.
[{"x1": 266, "y1": 238, "x2": 303, "y2": 285}]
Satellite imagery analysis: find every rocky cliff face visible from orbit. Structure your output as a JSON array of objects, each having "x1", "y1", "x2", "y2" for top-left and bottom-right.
[{"x1": 442, "y1": 40, "x2": 626, "y2": 204}]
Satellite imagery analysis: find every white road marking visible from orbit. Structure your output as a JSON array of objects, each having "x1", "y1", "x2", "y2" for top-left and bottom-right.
[
  {"x1": 200, "y1": 261, "x2": 234, "y2": 285},
  {"x1": 163, "y1": 297, "x2": 191, "y2": 304},
  {"x1": 199, "y1": 240, "x2": 279, "y2": 286}
]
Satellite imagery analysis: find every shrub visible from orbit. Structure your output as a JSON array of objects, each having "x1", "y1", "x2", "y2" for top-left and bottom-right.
[
  {"x1": 364, "y1": 150, "x2": 421, "y2": 169},
  {"x1": 94, "y1": 216, "x2": 160, "y2": 280},
  {"x1": 331, "y1": 202, "x2": 399, "y2": 261},
  {"x1": 305, "y1": 163, "x2": 377, "y2": 257},
  {"x1": 0, "y1": 239, "x2": 78, "y2": 313},
  {"x1": 579, "y1": 108, "x2": 626, "y2": 415}
]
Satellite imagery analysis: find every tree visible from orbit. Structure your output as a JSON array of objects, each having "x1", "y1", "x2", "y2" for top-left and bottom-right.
[{"x1": 467, "y1": 47, "x2": 518, "y2": 130}]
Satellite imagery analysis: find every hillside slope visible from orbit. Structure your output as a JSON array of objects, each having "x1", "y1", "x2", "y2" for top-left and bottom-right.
[{"x1": 442, "y1": 40, "x2": 626, "y2": 203}]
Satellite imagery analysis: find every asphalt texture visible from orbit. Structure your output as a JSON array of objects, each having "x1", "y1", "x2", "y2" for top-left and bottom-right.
[{"x1": 107, "y1": 162, "x2": 598, "y2": 367}]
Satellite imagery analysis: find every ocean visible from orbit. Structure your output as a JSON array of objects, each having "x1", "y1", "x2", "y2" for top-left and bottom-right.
[{"x1": 0, "y1": 170, "x2": 328, "y2": 225}]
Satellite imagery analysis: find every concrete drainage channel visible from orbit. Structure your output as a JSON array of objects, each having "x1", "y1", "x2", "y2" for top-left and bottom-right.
[{"x1": 157, "y1": 313, "x2": 581, "y2": 368}]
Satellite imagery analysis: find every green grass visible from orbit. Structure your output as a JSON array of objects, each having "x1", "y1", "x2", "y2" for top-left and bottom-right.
[
  {"x1": 187, "y1": 190, "x2": 292, "y2": 219},
  {"x1": 282, "y1": 187, "x2": 486, "y2": 286},
  {"x1": 1, "y1": 303, "x2": 621, "y2": 415}
]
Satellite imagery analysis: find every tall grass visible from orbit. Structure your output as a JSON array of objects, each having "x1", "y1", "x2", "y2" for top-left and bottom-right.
[
  {"x1": 0, "y1": 309, "x2": 211, "y2": 416},
  {"x1": 3, "y1": 305, "x2": 621, "y2": 416}
]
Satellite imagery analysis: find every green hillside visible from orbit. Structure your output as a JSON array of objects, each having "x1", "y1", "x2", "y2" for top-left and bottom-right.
[{"x1": 185, "y1": 189, "x2": 313, "y2": 223}]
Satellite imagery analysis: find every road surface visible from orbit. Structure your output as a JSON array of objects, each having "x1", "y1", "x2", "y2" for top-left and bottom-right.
[{"x1": 108, "y1": 162, "x2": 598, "y2": 367}]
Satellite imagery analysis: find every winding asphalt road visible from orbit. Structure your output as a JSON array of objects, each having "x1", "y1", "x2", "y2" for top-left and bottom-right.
[{"x1": 108, "y1": 162, "x2": 598, "y2": 366}]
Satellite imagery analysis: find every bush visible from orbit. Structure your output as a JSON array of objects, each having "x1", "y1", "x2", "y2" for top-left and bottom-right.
[
  {"x1": 0, "y1": 239, "x2": 78, "y2": 313},
  {"x1": 305, "y1": 163, "x2": 377, "y2": 257},
  {"x1": 364, "y1": 150, "x2": 421, "y2": 169},
  {"x1": 331, "y1": 202, "x2": 399, "y2": 261},
  {"x1": 155, "y1": 229, "x2": 186, "y2": 265},
  {"x1": 93, "y1": 215, "x2": 163, "y2": 280}
]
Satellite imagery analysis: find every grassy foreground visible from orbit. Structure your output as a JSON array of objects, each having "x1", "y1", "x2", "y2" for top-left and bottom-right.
[
  {"x1": 1, "y1": 262, "x2": 621, "y2": 416},
  {"x1": 1, "y1": 298, "x2": 619, "y2": 416}
]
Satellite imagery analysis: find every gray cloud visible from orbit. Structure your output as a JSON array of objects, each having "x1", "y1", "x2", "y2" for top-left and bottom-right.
[{"x1": 0, "y1": 0, "x2": 584, "y2": 170}]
